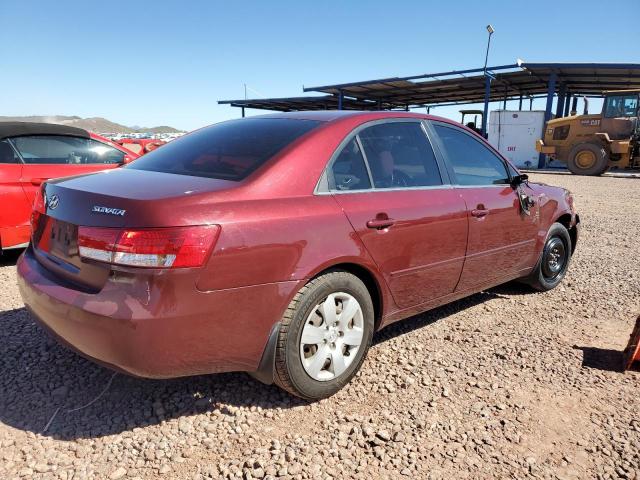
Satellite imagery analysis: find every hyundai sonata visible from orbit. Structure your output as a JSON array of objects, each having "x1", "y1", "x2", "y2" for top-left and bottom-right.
[{"x1": 17, "y1": 111, "x2": 579, "y2": 400}]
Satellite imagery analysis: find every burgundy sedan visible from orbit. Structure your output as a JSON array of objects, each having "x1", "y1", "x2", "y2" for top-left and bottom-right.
[{"x1": 17, "y1": 112, "x2": 579, "y2": 400}]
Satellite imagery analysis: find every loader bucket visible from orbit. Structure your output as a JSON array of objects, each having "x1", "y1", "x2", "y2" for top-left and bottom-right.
[{"x1": 623, "y1": 315, "x2": 640, "y2": 371}]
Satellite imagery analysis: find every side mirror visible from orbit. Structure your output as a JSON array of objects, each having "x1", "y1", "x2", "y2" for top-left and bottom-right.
[{"x1": 510, "y1": 173, "x2": 528, "y2": 188}]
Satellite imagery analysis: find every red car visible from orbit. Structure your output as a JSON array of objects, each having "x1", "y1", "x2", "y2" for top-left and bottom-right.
[
  {"x1": 114, "y1": 138, "x2": 166, "y2": 155},
  {"x1": 0, "y1": 122, "x2": 138, "y2": 251},
  {"x1": 17, "y1": 112, "x2": 579, "y2": 399}
]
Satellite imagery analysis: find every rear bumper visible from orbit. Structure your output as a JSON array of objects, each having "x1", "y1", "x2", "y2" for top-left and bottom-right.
[
  {"x1": 17, "y1": 247, "x2": 299, "y2": 378},
  {"x1": 1, "y1": 225, "x2": 30, "y2": 251}
]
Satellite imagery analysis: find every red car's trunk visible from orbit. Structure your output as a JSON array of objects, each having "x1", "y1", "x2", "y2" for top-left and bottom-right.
[{"x1": 31, "y1": 168, "x2": 236, "y2": 291}]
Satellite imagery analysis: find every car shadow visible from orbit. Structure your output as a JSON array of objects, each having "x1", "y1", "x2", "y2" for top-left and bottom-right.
[
  {"x1": 373, "y1": 288, "x2": 508, "y2": 345},
  {"x1": 0, "y1": 249, "x2": 22, "y2": 267},
  {"x1": 0, "y1": 283, "x2": 528, "y2": 440}
]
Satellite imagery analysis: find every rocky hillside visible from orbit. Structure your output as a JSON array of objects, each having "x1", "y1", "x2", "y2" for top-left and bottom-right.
[{"x1": 0, "y1": 115, "x2": 183, "y2": 134}]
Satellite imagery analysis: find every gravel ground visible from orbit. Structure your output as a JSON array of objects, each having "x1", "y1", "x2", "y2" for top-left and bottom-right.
[{"x1": 1, "y1": 173, "x2": 639, "y2": 480}]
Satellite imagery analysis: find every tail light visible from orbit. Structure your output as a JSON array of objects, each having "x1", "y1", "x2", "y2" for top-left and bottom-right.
[
  {"x1": 31, "y1": 185, "x2": 46, "y2": 234},
  {"x1": 33, "y1": 185, "x2": 46, "y2": 213},
  {"x1": 30, "y1": 211, "x2": 43, "y2": 235},
  {"x1": 78, "y1": 225, "x2": 220, "y2": 268}
]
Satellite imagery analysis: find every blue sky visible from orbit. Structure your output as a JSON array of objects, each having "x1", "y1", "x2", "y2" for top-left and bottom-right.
[{"x1": 1, "y1": 0, "x2": 638, "y2": 131}]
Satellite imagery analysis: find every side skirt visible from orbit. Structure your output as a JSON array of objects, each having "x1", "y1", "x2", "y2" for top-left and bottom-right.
[{"x1": 381, "y1": 266, "x2": 533, "y2": 327}]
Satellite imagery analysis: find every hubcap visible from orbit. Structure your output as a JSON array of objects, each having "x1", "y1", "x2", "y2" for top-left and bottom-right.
[
  {"x1": 300, "y1": 292, "x2": 364, "y2": 381},
  {"x1": 542, "y1": 237, "x2": 566, "y2": 279},
  {"x1": 575, "y1": 150, "x2": 596, "y2": 169}
]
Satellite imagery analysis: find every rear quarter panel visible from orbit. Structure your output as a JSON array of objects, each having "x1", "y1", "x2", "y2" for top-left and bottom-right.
[{"x1": 195, "y1": 194, "x2": 395, "y2": 314}]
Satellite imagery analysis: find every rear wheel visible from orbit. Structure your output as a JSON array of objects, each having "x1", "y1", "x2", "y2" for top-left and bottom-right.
[
  {"x1": 274, "y1": 271, "x2": 374, "y2": 400},
  {"x1": 523, "y1": 222, "x2": 572, "y2": 291},
  {"x1": 567, "y1": 143, "x2": 609, "y2": 176}
]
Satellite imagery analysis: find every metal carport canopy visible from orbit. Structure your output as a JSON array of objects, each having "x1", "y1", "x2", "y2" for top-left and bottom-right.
[
  {"x1": 218, "y1": 62, "x2": 640, "y2": 169},
  {"x1": 218, "y1": 95, "x2": 387, "y2": 112},
  {"x1": 302, "y1": 63, "x2": 640, "y2": 108}
]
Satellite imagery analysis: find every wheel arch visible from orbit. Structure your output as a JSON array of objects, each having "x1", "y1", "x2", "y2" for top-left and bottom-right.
[
  {"x1": 249, "y1": 260, "x2": 386, "y2": 386},
  {"x1": 554, "y1": 213, "x2": 579, "y2": 253},
  {"x1": 317, "y1": 262, "x2": 384, "y2": 332}
]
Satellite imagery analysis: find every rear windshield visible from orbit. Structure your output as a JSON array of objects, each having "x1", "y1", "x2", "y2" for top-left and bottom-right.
[{"x1": 127, "y1": 118, "x2": 321, "y2": 181}]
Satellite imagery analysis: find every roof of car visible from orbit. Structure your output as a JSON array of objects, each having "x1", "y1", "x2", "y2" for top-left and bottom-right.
[
  {"x1": 253, "y1": 110, "x2": 434, "y2": 122},
  {"x1": 0, "y1": 122, "x2": 90, "y2": 141},
  {"x1": 256, "y1": 110, "x2": 364, "y2": 121}
]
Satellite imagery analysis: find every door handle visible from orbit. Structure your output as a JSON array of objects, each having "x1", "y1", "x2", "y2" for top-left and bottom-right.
[
  {"x1": 471, "y1": 209, "x2": 490, "y2": 218},
  {"x1": 30, "y1": 178, "x2": 48, "y2": 186},
  {"x1": 366, "y1": 218, "x2": 396, "y2": 229}
]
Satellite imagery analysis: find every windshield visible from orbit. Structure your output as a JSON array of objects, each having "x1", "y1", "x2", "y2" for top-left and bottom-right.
[
  {"x1": 127, "y1": 118, "x2": 321, "y2": 181},
  {"x1": 603, "y1": 94, "x2": 639, "y2": 118}
]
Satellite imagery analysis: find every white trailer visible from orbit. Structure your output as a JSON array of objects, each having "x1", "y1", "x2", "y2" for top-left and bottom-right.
[{"x1": 487, "y1": 110, "x2": 546, "y2": 169}]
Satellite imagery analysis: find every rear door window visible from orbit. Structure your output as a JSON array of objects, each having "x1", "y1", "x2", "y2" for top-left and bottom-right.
[
  {"x1": 128, "y1": 118, "x2": 321, "y2": 181},
  {"x1": 433, "y1": 125, "x2": 509, "y2": 186},
  {"x1": 358, "y1": 122, "x2": 442, "y2": 188},
  {"x1": 9, "y1": 136, "x2": 125, "y2": 165},
  {"x1": 329, "y1": 138, "x2": 371, "y2": 191}
]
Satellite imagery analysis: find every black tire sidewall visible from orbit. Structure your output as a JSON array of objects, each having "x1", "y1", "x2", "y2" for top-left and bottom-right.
[
  {"x1": 533, "y1": 223, "x2": 572, "y2": 291},
  {"x1": 567, "y1": 143, "x2": 608, "y2": 176},
  {"x1": 283, "y1": 273, "x2": 374, "y2": 400}
]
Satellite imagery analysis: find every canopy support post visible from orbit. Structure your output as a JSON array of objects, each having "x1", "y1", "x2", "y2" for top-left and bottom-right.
[
  {"x1": 564, "y1": 93, "x2": 572, "y2": 116},
  {"x1": 555, "y1": 83, "x2": 567, "y2": 118},
  {"x1": 481, "y1": 75, "x2": 492, "y2": 138},
  {"x1": 539, "y1": 71, "x2": 557, "y2": 168}
]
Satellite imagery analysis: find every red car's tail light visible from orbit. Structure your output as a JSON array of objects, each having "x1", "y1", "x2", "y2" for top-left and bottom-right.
[
  {"x1": 30, "y1": 211, "x2": 42, "y2": 235},
  {"x1": 78, "y1": 225, "x2": 220, "y2": 268},
  {"x1": 33, "y1": 185, "x2": 46, "y2": 214},
  {"x1": 30, "y1": 186, "x2": 46, "y2": 234}
]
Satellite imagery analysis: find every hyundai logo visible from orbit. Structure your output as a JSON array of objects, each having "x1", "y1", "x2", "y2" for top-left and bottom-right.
[{"x1": 48, "y1": 194, "x2": 59, "y2": 210}]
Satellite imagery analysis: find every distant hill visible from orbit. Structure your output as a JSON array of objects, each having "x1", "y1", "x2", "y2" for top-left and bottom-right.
[{"x1": 0, "y1": 115, "x2": 184, "y2": 134}]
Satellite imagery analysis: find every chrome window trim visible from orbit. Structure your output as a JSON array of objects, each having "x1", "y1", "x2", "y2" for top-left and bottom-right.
[
  {"x1": 314, "y1": 117, "x2": 448, "y2": 195},
  {"x1": 315, "y1": 183, "x2": 455, "y2": 196},
  {"x1": 453, "y1": 183, "x2": 511, "y2": 189}
]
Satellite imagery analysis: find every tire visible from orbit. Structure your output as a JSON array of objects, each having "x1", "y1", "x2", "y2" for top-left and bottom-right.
[
  {"x1": 523, "y1": 222, "x2": 572, "y2": 292},
  {"x1": 567, "y1": 143, "x2": 609, "y2": 176},
  {"x1": 274, "y1": 271, "x2": 374, "y2": 400}
]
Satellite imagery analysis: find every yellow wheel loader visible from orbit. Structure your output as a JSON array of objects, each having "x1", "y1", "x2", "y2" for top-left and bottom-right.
[{"x1": 536, "y1": 90, "x2": 640, "y2": 175}]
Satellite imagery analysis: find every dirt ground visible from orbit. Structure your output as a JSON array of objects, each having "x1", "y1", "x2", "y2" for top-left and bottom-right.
[{"x1": 0, "y1": 173, "x2": 638, "y2": 480}]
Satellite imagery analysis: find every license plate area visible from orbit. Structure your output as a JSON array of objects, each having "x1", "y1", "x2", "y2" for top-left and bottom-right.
[
  {"x1": 32, "y1": 216, "x2": 111, "y2": 292},
  {"x1": 49, "y1": 220, "x2": 78, "y2": 260}
]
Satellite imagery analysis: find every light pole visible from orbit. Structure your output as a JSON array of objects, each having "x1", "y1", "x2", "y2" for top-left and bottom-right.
[
  {"x1": 483, "y1": 24, "x2": 494, "y2": 74},
  {"x1": 481, "y1": 24, "x2": 495, "y2": 137}
]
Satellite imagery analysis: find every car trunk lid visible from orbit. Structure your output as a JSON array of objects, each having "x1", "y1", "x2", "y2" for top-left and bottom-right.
[{"x1": 31, "y1": 168, "x2": 235, "y2": 291}]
